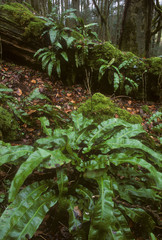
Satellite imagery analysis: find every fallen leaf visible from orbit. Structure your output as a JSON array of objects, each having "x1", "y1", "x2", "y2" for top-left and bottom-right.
[
  {"x1": 64, "y1": 109, "x2": 72, "y2": 113},
  {"x1": 31, "y1": 80, "x2": 36, "y2": 84},
  {"x1": 26, "y1": 128, "x2": 34, "y2": 132},
  {"x1": 15, "y1": 88, "x2": 22, "y2": 96},
  {"x1": 70, "y1": 100, "x2": 76, "y2": 104},
  {"x1": 27, "y1": 110, "x2": 37, "y2": 115},
  {"x1": 73, "y1": 206, "x2": 82, "y2": 218},
  {"x1": 56, "y1": 105, "x2": 62, "y2": 110}
]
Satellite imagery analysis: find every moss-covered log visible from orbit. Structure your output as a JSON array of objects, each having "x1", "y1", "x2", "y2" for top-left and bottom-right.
[
  {"x1": 0, "y1": 2, "x2": 45, "y2": 65},
  {"x1": 89, "y1": 42, "x2": 162, "y2": 101},
  {"x1": 0, "y1": 3, "x2": 161, "y2": 101}
]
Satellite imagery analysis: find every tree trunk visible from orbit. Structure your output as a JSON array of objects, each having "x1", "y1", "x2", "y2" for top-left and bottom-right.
[{"x1": 119, "y1": 0, "x2": 154, "y2": 57}]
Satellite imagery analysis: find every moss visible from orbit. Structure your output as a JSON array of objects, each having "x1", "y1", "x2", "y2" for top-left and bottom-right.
[
  {"x1": 0, "y1": 3, "x2": 45, "y2": 40},
  {"x1": 0, "y1": 106, "x2": 19, "y2": 142},
  {"x1": 88, "y1": 42, "x2": 162, "y2": 100},
  {"x1": 77, "y1": 93, "x2": 142, "y2": 124},
  {"x1": 22, "y1": 2, "x2": 35, "y2": 12},
  {"x1": 89, "y1": 41, "x2": 146, "y2": 86},
  {"x1": 24, "y1": 21, "x2": 45, "y2": 39},
  {"x1": 0, "y1": 83, "x2": 7, "y2": 89},
  {"x1": 146, "y1": 57, "x2": 162, "y2": 75}
]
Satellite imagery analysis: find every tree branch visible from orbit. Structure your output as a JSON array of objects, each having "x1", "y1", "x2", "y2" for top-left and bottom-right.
[{"x1": 92, "y1": 0, "x2": 106, "y2": 24}]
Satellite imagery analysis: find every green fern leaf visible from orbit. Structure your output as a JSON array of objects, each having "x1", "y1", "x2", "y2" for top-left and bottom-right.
[
  {"x1": 61, "y1": 52, "x2": 68, "y2": 62},
  {"x1": 0, "y1": 181, "x2": 57, "y2": 240},
  {"x1": 9, "y1": 148, "x2": 51, "y2": 202}
]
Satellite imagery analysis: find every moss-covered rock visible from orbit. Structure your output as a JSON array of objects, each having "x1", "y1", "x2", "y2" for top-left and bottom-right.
[
  {"x1": 77, "y1": 93, "x2": 142, "y2": 124},
  {"x1": 0, "y1": 106, "x2": 19, "y2": 142}
]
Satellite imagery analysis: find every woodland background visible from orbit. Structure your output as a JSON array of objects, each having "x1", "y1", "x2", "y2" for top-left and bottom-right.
[
  {"x1": 1, "y1": 0, "x2": 162, "y2": 58},
  {"x1": 0, "y1": 1, "x2": 162, "y2": 240}
]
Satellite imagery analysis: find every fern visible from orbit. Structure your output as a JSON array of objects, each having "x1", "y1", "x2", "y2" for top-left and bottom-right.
[
  {"x1": 34, "y1": 6, "x2": 99, "y2": 84},
  {"x1": 0, "y1": 113, "x2": 161, "y2": 239},
  {"x1": 98, "y1": 58, "x2": 138, "y2": 95}
]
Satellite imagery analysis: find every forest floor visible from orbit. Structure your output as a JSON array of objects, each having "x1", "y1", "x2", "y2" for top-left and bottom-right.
[{"x1": 0, "y1": 61, "x2": 161, "y2": 240}]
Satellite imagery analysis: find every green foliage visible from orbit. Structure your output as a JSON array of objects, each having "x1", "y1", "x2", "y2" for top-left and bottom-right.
[
  {"x1": 146, "y1": 111, "x2": 162, "y2": 141},
  {"x1": 0, "y1": 87, "x2": 66, "y2": 139},
  {"x1": 98, "y1": 58, "x2": 138, "y2": 95},
  {"x1": 34, "y1": 6, "x2": 77, "y2": 78},
  {"x1": 73, "y1": 22, "x2": 99, "y2": 68},
  {"x1": 0, "y1": 112, "x2": 161, "y2": 239},
  {"x1": 34, "y1": 6, "x2": 99, "y2": 83},
  {"x1": 147, "y1": 111, "x2": 162, "y2": 126}
]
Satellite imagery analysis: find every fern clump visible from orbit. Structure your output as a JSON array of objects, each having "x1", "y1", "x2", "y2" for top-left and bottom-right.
[
  {"x1": 0, "y1": 112, "x2": 161, "y2": 239},
  {"x1": 34, "y1": 6, "x2": 99, "y2": 85}
]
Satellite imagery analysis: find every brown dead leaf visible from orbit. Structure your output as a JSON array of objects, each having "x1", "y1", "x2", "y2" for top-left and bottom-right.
[
  {"x1": 15, "y1": 88, "x2": 22, "y2": 96},
  {"x1": 56, "y1": 105, "x2": 62, "y2": 110},
  {"x1": 67, "y1": 93, "x2": 72, "y2": 97},
  {"x1": 64, "y1": 109, "x2": 72, "y2": 113},
  {"x1": 26, "y1": 128, "x2": 34, "y2": 132},
  {"x1": 27, "y1": 110, "x2": 37, "y2": 115},
  {"x1": 70, "y1": 100, "x2": 76, "y2": 104},
  {"x1": 127, "y1": 108, "x2": 132, "y2": 111},
  {"x1": 31, "y1": 79, "x2": 36, "y2": 84},
  {"x1": 73, "y1": 206, "x2": 82, "y2": 218}
]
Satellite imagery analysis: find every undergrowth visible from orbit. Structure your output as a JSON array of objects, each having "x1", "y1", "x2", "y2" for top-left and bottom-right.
[{"x1": 0, "y1": 112, "x2": 161, "y2": 240}]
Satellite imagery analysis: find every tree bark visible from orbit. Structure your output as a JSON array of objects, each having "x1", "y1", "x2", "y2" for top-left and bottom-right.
[{"x1": 119, "y1": 0, "x2": 154, "y2": 57}]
